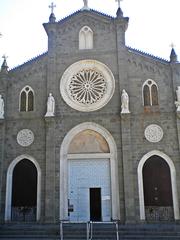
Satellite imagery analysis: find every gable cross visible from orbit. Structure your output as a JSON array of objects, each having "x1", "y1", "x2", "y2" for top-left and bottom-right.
[
  {"x1": 115, "y1": 0, "x2": 123, "y2": 8},
  {"x1": 170, "y1": 43, "x2": 175, "y2": 49},
  {"x1": 49, "y1": 2, "x2": 56, "y2": 14},
  {"x1": 2, "y1": 55, "x2": 8, "y2": 61}
]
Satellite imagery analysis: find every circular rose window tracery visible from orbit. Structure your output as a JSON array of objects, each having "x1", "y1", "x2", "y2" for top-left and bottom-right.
[
  {"x1": 69, "y1": 69, "x2": 106, "y2": 105},
  {"x1": 60, "y1": 60, "x2": 115, "y2": 112}
]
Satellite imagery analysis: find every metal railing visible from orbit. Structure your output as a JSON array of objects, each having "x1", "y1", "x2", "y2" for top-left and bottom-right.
[
  {"x1": 60, "y1": 220, "x2": 119, "y2": 240},
  {"x1": 87, "y1": 221, "x2": 93, "y2": 240},
  {"x1": 115, "y1": 221, "x2": 119, "y2": 240},
  {"x1": 60, "y1": 220, "x2": 64, "y2": 240}
]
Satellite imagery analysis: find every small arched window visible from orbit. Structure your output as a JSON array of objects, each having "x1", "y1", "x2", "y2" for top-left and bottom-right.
[
  {"x1": 79, "y1": 26, "x2": 93, "y2": 50},
  {"x1": 143, "y1": 80, "x2": 158, "y2": 106},
  {"x1": 20, "y1": 86, "x2": 34, "y2": 112}
]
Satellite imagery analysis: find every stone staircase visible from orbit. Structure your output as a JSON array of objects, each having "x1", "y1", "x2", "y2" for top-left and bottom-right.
[
  {"x1": 0, "y1": 223, "x2": 59, "y2": 239},
  {"x1": 1, "y1": 222, "x2": 180, "y2": 239}
]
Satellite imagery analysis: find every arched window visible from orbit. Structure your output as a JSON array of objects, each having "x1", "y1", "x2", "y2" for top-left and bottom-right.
[
  {"x1": 142, "y1": 80, "x2": 158, "y2": 106},
  {"x1": 20, "y1": 86, "x2": 34, "y2": 112},
  {"x1": 79, "y1": 26, "x2": 93, "y2": 50}
]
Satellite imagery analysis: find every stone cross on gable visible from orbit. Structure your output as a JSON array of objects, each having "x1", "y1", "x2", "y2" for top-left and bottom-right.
[
  {"x1": 170, "y1": 43, "x2": 175, "y2": 49},
  {"x1": 49, "y1": 2, "x2": 56, "y2": 14},
  {"x1": 2, "y1": 54, "x2": 8, "y2": 61},
  {"x1": 115, "y1": 0, "x2": 123, "y2": 8}
]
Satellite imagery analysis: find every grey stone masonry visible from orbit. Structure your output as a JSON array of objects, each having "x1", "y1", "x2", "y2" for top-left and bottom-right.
[{"x1": 0, "y1": 7, "x2": 180, "y2": 224}]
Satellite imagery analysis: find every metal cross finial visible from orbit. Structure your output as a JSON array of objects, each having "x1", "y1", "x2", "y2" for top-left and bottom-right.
[
  {"x1": 170, "y1": 43, "x2": 175, "y2": 49},
  {"x1": 49, "y1": 2, "x2": 56, "y2": 14},
  {"x1": 115, "y1": 0, "x2": 123, "y2": 8},
  {"x1": 2, "y1": 54, "x2": 8, "y2": 61}
]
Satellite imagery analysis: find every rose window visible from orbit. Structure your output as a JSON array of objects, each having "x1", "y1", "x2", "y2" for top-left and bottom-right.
[
  {"x1": 60, "y1": 60, "x2": 115, "y2": 112},
  {"x1": 69, "y1": 69, "x2": 106, "y2": 105}
]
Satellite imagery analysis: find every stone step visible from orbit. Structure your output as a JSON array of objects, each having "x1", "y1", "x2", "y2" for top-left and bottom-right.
[{"x1": 1, "y1": 223, "x2": 180, "y2": 239}]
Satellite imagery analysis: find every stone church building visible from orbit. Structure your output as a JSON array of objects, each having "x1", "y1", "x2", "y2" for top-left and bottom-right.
[{"x1": 1, "y1": 2, "x2": 180, "y2": 225}]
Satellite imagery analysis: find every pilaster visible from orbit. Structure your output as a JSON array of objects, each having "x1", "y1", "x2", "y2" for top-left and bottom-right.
[
  {"x1": 121, "y1": 113, "x2": 136, "y2": 223},
  {"x1": 44, "y1": 117, "x2": 56, "y2": 222},
  {"x1": 0, "y1": 67, "x2": 8, "y2": 222}
]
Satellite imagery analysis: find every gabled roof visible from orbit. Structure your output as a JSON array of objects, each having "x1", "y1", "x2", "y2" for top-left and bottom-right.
[
  {"x1": 127, "y1": 46, "x2": 169, "y2": 64},
  {"x1": 9, "y1": 52, "x2": 47, "y2": 73},
  {"x1": 57, "y1": 8, "x2": 115, "y2": 25}
]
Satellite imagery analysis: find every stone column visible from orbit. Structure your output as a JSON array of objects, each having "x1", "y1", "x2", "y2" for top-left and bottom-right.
[
  {"x1": 44, "y1": 117, "x2": 56, "y2": 222},
  {"x1": 121, "y1": 113, "x2": 136, "y2": 223}
]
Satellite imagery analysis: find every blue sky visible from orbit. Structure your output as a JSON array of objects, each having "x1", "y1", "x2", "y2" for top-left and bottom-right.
[{"x1": 0, "y1": 0, "x2": 180, "y2": 68}]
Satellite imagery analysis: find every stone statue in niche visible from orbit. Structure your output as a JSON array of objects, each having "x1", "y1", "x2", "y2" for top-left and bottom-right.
[
  {"x1": 121, "y1": 89, "x2": 130, "y2": 114},
  {"x1": 0, "y1": 95, "x2": 4, "y2": 119},
  {"x1": 175, "y1": 86, "x2": 180, "y2": 112},
  {"x1": 45, "y1": 93, "x2": 55, "y2": 117}
]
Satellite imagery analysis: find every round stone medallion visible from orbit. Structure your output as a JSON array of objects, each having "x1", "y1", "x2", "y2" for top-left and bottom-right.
[
  {"x1": 17, "y1": 129, "x2": 34, "y2": 147},
  {"x1": 60, "y1": 60, "x2": 115, "y2": 112},
  {"x1": 144, "y1": 124, "x2": 163, "y2": 143}
]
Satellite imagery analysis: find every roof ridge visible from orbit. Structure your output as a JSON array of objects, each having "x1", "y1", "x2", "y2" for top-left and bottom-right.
[
  {"x1": 9, "y1": 51, "x2": 48, "y2": 72},
  {"x1": 127, "y1": 46, "x2": 169, "y2": 63},
  {"x1": 57, "y1": 8, "x2": 115, "y2": 24}
]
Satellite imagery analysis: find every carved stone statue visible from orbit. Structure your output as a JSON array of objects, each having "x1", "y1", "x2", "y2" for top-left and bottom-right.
[
  {"x1": 175, "y1": 86, "x2": 180, "y2": 112},
  {"x1": 45, "y1": 93, "x2": 55, "y2": 117},
  {"x1": 121, "y1": 89, "x2": 130, "y2": 114},
  {"x1": 82, "y1": 0, "x2": 90, "y2": 10},
  {"x1": 0, "y1": 95, "x2": 4, "y2": 119}
]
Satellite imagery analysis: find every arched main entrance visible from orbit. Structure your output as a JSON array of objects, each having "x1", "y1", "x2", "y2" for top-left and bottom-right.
[
  {"x1": 60, "y1": 122, "x2": 120, "y2": 221},
  {"x1": 138, "y1": 150, "x2": 179, "y2": 221},
  {"x1": 5, "y1": 155, "x2": 41, "y2": 222}
]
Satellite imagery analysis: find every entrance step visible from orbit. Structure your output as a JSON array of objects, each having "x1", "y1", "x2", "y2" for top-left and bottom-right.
[
  {"x1": 1, "y1": 223, "x2": 180, "y2": 239},
  {"x1": 0, "y1": 223, "x2": 59, "y2": 239}
]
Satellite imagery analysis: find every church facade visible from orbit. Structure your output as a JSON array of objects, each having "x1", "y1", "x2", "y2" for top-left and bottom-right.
[{"x1": 0, "y1": 3, "x2": 180, "y2": 224}]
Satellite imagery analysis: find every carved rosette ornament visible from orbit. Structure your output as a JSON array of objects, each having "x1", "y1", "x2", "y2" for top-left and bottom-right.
[
  {"x1": 17, "y1": 129, "x2": 34, "y2": 147},
  {"x1": 60, "y1": 60, "x2": 115, "y2": 112},
  {"x1": 144, "y1": 124, "x2": 163, "y2": 143}
]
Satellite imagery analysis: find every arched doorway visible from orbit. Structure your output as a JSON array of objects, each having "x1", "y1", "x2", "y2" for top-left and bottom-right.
[
  {"x1": 5, "y1": 155, "x2": 41, "y2": 222},
  {"x1": 12, "y1": 159, "x2": 37, "y2": 221},
  {"x1": 138, "y1": 150, "x2": 179, "y2": 221},
  {"x1": 60, "y1": 122, "x2": 120, "y2": 221},
  {"x1": 143, "y1": 156, "x2": 173, "y2": 221}
]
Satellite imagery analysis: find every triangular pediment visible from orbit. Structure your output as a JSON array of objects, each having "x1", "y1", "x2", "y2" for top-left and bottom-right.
[{"x1": 57, "y1": 9, "x2": 115, "y2": 25}]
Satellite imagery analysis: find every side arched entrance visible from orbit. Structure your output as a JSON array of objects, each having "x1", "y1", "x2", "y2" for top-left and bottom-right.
[
  {"x1": 5, "y1": 155, "x2": 41, "y2": 222},
  {"x1": 138, "y1": 150, "x2": 179, "y2": 222},
  {"x1": 60, "y1": 122, "x2": 120, "y2": 221}
]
